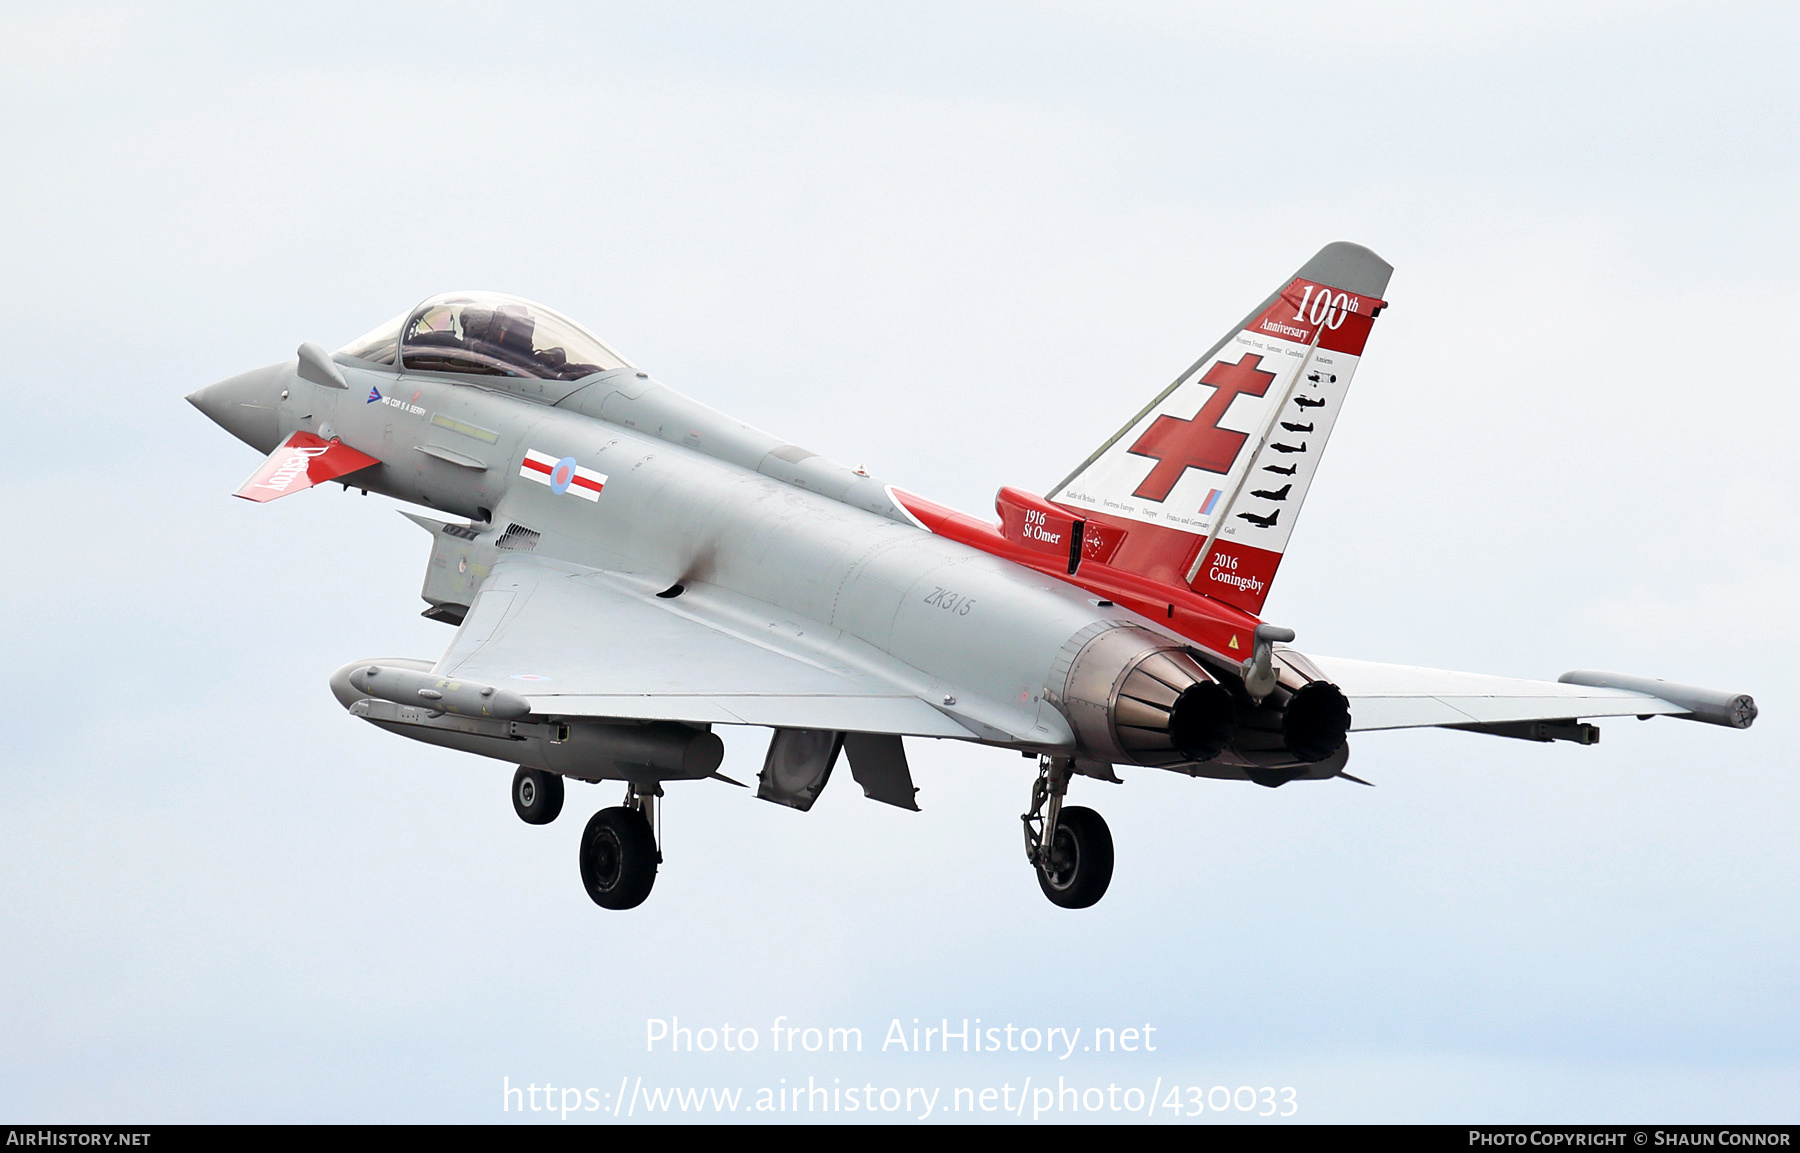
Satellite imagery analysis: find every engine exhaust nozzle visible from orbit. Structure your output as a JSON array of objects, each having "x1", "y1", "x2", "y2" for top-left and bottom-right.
[{"x1": 1059, "y1": 627, "x2": 1236, "y2": 768}]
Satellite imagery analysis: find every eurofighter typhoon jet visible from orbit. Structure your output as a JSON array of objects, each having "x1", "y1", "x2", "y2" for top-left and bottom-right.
[{"x1": 188, "y1": 243, "x2": 1756, "y2": 910}]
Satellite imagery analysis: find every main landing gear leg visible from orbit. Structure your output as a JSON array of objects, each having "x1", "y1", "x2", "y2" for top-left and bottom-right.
[
  {"x1": 1023, "y1": 756, "x2": 1114, "y2": 909},
  {"x1": 579, "y1": 782, "x2": 661, "y2": 910}
]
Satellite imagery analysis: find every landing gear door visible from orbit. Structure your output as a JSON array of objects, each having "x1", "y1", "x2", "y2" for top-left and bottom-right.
[
  {"x1": 844, "y1": 733, "x2": 920, "y2": 810},
  {"x1": 757, "y1": 729, "x2": 844, "y2": 812}
]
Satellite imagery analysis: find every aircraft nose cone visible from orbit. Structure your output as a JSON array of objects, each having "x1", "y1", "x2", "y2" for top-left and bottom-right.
[{"x1": 188, "y1": 361, "x2": 291, "y2": 453}]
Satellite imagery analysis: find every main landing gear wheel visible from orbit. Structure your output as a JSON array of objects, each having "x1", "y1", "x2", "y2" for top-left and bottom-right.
[
  {"x1": 1023, "y1": 756, "x2": 1115, "y2": 909},
  {"x1": 579, "y1": 805, "x2": 658, "y2": 910},
  {"x1": 1036, "y1": 806, "x2": 1113, "y2": 909},
  {"x1": 511, "y1": 767, "x2": 564, "y2": 825}
]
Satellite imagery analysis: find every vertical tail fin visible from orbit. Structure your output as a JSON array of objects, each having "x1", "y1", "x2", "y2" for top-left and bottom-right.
[{"x1": 1049, "y1": 242, "x2": 1391, "y2": 615}]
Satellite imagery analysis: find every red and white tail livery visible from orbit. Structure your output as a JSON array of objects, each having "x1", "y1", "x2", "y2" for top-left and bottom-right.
[{"x1": 1049, "y1": 242, "x2": 1391, "y2": 615}]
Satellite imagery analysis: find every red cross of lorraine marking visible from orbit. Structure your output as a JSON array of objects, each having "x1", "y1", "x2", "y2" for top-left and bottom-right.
[{"x1": 1127, "y1": 353, "x2": 1278, "y2": 502}]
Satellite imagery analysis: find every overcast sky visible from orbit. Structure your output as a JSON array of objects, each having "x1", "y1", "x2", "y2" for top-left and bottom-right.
[{"x1": 1, "y1": 1, "x2": 1795, "y2": 1124}]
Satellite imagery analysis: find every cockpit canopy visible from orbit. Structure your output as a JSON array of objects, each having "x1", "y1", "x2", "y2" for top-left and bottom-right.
[{"x1": 336, "y1": 292, "x2": 632, "y2": 381}]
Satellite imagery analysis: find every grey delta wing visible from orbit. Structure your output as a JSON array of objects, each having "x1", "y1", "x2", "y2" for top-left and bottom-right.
[{"x1": 188, "y1": 256, "x2": 1757, "y2": 910}]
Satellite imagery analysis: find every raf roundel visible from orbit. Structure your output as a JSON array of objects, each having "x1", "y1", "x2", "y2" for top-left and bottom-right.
[
  {"x1": 549, "y1": 456, "x2": 578, "y2": 495},
  {"x1": 520, "y1": 448, "x2": 607, "y2": 502}
]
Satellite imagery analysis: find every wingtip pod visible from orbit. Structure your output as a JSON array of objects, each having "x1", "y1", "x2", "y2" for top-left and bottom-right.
[{"x1": 1558, "y1": 670, "x2": 1758, "y2": 729}]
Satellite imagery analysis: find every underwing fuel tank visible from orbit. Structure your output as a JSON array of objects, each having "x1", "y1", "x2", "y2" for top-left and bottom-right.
[
  {"x1": 329, "y1": 660, "x2": 725, "y2": 783},
  {"x1": 349, "y1": 663, "x2": 532, "y2": 719}
]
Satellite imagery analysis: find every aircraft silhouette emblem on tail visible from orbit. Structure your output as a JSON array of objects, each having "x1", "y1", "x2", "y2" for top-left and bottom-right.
[{"x1": 1045, "y1": 247, "x2": 1392, "y2": 614}]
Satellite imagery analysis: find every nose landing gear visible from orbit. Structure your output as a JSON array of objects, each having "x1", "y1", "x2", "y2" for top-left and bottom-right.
[
  {"x1": 1022, "y1": 756, "x2": 1114, "y2": 908},
  {"x1": 511, "y1": 767, "x2": 565, "y2": 825}
]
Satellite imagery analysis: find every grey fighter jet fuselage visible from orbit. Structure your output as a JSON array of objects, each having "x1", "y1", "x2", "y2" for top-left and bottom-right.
[
  {"x1": 189, "y1": 254, "x2": 1757, "y2": 911},
  {"x1": 207, "y1": 351, "x2": 1139, "y2": 757}
]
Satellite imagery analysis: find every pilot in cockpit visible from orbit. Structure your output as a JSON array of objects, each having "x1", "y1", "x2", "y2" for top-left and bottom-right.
[{"x1": 344, "y1": 293, "x2": 626, "y2": 382}]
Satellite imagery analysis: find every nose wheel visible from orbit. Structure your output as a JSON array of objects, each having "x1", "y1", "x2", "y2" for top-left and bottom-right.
[
  {"x1": 1023, "y1": 757, "x2": 1114, "y2": 908},
  {"x1": 512, "y1": 767, "x2": 564, "y2": 825}
]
